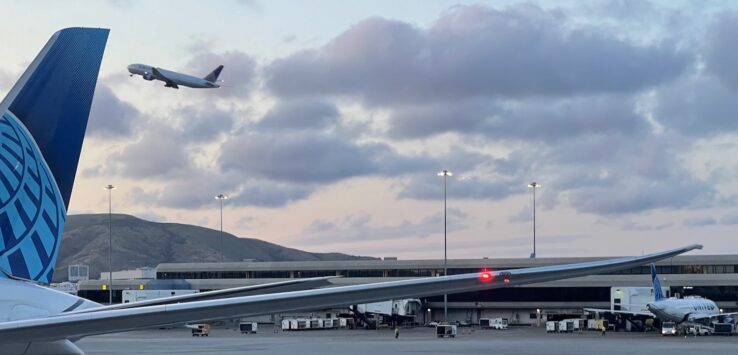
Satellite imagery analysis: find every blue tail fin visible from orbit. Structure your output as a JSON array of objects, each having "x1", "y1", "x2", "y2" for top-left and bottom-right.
[
  {"x1": 203, "y1": 65, "x2": 223, "y2": 82},
  {"x1": 651, "y1": 264, "x2": 665, "y2": 301},
  {"x1": 0, "y1": 28, "x2": 109, "y2": 283}
]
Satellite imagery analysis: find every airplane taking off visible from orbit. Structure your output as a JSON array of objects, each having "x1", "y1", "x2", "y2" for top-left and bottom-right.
[
  {"x1": 0, "y1": 28, "x2": 702, "y2": 355},
  {"x1": 585, "y1": 265, "x2": 738, "y2": 326},
  {"x1": 127, "y1": 63, "x2": 222, "y2": 89}
]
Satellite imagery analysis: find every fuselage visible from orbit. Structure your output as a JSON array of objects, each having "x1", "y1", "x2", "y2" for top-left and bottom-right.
[
  {"x1": 127, "y1": 64, "x2": 219, "y2": 88},
  {"x1": 647, "y1": 297, "x2": 719, "y2": 323}
]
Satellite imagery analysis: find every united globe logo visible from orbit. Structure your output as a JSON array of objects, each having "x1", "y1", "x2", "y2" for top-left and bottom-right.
[{"x1": 0, "y1": 110, "x2": 65, "y2": 283}]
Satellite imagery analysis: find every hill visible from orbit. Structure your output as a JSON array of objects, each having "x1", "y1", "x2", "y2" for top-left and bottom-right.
[{"x1": 54, "y1": 214, "x2": 374, "y2": 282}]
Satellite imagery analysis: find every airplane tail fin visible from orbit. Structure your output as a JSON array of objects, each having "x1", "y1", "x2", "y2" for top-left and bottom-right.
[
  {"x1": 651, "y1": 264, "x2": 665, "y2": 301},
  {"x1": 204, "y1": 65, "x2": 224, "y2": 82},
  {"x1": 0, "y1": 28, "x2": 109, "y2": 283}
]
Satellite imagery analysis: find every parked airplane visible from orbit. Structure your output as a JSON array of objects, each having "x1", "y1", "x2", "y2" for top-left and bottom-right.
[
  {"x1": 585, "y1": 264, "x2": 737, "y2": 325},
  {"x1": 0, "y1": 28, "x2": 702, "y2": 355},
  {"x1": 127, "y1": 63, "x2": 222, "y2": 89}
]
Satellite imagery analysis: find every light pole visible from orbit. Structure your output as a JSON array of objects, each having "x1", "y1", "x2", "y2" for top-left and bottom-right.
[
  {"x1": 214, "y1": 194, "x2": 228, "y2": 262},
  {"x1": 104, "y1": 184, "x2": 116, "y2": 304},
  {"x1": 527, "y1": 182, "x2": 541, "y2": 259},
  {"x1": 437, "y1": 169, "x2": 452, "y2": 323}
]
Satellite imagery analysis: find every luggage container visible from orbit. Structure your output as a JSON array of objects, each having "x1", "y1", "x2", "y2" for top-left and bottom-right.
[
  {"x1": 436, "y1": 324, "x2": 457, "y2": 338},
  {"x1": 558, "y1": 320, "x2": 573, "y2": 333},
  {"x1": 713, "y1": 323, "x2": 734, "y2": 336},
  {"x1": 310, "y1": 319, "x2": 322, "y2": 329},
  {"x1": 546, "y1": 321, "x2": 557, "y2": 333},
  {"x1": 570, "y1": 319, "x2": 585, "y2": 331},
  {"x1": 239, "y1": 322, "x2": 258, "y2": 334}
]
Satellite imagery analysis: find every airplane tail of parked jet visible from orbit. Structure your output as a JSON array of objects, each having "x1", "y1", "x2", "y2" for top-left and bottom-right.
[
  {"x1": 650, "y1": 264, "x2": 665, "y2": 301},
  {"x1": 203, "y1": 65, "x2": 224, "y2": 82},
  {"x1": 0, "y1": 27, "x2": 109, "y2": 283}
]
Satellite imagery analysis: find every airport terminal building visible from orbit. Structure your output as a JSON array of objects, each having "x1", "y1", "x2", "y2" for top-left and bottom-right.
[{"x1": 77, "y1": 255, "x2": 738, "y2": 325}]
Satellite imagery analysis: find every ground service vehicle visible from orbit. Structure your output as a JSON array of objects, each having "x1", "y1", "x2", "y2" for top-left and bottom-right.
[
  {"x1": 191, "y1": 324, "x2": 210, "y2": 337},
  {"x1": 480, "y1": 318, "x2": 508, "y2": 330},
  {"x1": 688, "y1": 324, "x2": 711, "y2": 336},
  {"x1": 436, "y1": 324, "x2": 457, "y2": 338},
  {"x1": 661, "y1": 322, "x2": 677, "y2": 336}
]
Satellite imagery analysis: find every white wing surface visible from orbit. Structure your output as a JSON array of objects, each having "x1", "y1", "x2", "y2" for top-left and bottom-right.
[{"x1": 0, "y1": 244, "x2": 702, "y2": 343}]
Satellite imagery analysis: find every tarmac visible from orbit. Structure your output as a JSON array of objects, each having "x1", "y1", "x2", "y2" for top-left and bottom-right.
[{"x1": 77, "y1": 326, "x2": 738, "y2": 355}]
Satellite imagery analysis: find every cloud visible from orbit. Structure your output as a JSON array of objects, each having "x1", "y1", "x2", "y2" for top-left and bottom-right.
[
  {"x1": 133, "y1": 211, "x2": 168, "y2": 223},
  {"x1": 705, "y1": 11, "x2": 738, "y2": 90},
  {"x1": 257, "y1": 100, "x2": 339, "y2": 131},
  {"x1": 96, "y1": 101, "x2": 238, "y2": 181},
  {"x1": 306, "y1": 219, "x2": 337, "y2": 232},
  {"x1": 234, "y1": 180, "x2": 314, "y2": 207},
  {"x1": 87, "y1": 85, "x2": 140, "y2": 138},
  {"x1": 654, "y1": 75, "x2": 738, "y2": 136},
  {"x1": 620, "y1": 221, "x2": 673, "y2": 231},
  {"x1": 219, "y1": 130, "x2": 433, "y2": 184},
  {"x1": 175, "y1": 104, "x2": 235, "y2": 143},
  {"x1": 682, "y1": 217, "x2": 717, "y2": 227},
  {"x1": 719, "y1": 214, "x2": 738, "y2": 225},
  {"x1": 235, "y1": 0, "x2": 260, "y2": 10},
  {"x1": 399, "y1": 174, "x2": 524, "y2": 201},
  {"x1": 492, "y1": 234, "x2": 589, "y2": 248},
  {"x1": 509, "y1": 204, "x2": 533, "y2": 223},
  {"x1": 388, "y1": 94, "x2": 647, "y2": 141},
  {"x1": 539, "y1": 132, "x2": 718, "y2": 215},
  {"x1": 130, "y1": 172, "x2": 315, "y2": 209},
  {"x1": 185, "y1": 50, "x2": 257, "y2": 98},
  {"x1": 265, "y1": 4, "x2": 691, "y2": 105},
  {"x1": 0, "y1": 69, "x2": 16, "y2": 94},
  {"x1": 566, "y1": 176, "x2": 714, "y2": 215},
  {"x1": 298, "y1": 208, "x2": 469, "y2": 244},
  {"x1": 106, "y1": 123, "x2": 194, "y2": 179}
]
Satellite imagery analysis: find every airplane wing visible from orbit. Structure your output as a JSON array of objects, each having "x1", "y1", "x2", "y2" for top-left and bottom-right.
[
  {"x1": 688, "y1": 312, "x2": 738, "y2": 323},
  {"x1": 583, "y1": 308, "x2": 654, "y2": 317},
  {"x1": 151, "y1": 67, "x2": 179, "y2": 89},
  {"x1": 72, "y1": 277, "x2": 336, "y2": 313},
  {"x1": 0, "y1": 244, "x2": 701, "y2": 343}
]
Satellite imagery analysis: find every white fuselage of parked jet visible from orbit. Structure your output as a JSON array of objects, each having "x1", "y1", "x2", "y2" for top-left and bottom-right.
[
  {"x1": 127, "y1": 64, "x2": 219, "y2": 89},
  {"x1": 647, "y1": 297, "x2": 720, "y2": 323}
]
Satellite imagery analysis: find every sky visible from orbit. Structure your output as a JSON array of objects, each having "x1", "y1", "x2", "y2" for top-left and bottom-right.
[{"x1": 2, "y1": 0, "x2": 738, "y2": 259}]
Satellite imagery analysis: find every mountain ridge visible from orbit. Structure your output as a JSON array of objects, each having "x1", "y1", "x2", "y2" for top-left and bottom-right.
[{"x1": 55, "y1": 213, "x2": 375, "y2": 282}]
